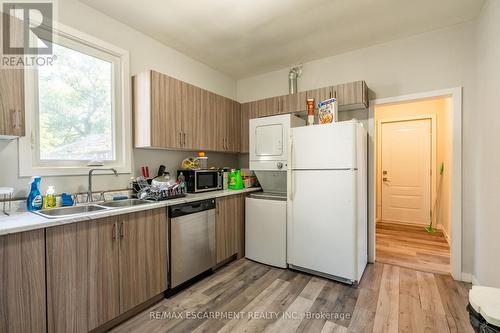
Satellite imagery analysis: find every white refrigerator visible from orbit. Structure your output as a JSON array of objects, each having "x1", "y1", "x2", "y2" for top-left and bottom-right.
[{"x1": 287, "y1": 121, "x2": 367, "y2": 284}]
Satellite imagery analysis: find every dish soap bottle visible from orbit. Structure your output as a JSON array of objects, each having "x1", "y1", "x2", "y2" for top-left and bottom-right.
[
  {"x1": 27, "y1": 176, "x2": 43, "y2": 211},
  {"x1": 43, "y1": 186, "x2": 56, "y2": 209}
]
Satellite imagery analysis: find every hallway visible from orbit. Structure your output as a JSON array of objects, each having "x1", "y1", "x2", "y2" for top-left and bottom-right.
[{"x1": 376, "y1": 222, "x2": 451, "y2": 274}]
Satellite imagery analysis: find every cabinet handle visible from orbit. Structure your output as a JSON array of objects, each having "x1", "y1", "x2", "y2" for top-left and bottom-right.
[
  {"x1": 179, "y1": 132, "x2": 182, "y2": 146},
  {"x1": 17, "y1": 109, "x2": 22, "y2": 129},
  {"x1": 10, "y1": 109, "x2": 20, "y2": 129},
  {"x1": 119, "y1": 221, "x2": 124, "y2": 239},
  {"x1": 112, "y1": 222, "x2": 117, "y2": 240},
  {"x1": 183, "y1": 132, "x2": 186, "y2": 146}
]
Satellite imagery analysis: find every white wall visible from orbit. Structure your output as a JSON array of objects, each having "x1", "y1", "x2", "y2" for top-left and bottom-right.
[
  {"x1": 0, "y1": 0, "x2": 240, "y2": 197},
  {"x1": 474, "y1": 0, "x2": 500, "y2": 288},
  {"x1": 236, "y1": 22, "x2": 478, "y2": 275}
]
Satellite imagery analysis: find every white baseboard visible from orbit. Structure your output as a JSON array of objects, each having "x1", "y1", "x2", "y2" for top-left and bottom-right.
[
  {"x1": 461, "y1": 272, "x2": 472, "y2": 283},
  {"x1": 472, "y1": 275, "x2": 480, "y2": 286},
  {"x1": 437, "y1": 223, "x2": 451, "y2": 245},
  {"x1": 461, "y1": 272, "x2": 480, "y2": 285}
]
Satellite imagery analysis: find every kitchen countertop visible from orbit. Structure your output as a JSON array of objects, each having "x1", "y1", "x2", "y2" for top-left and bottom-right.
[{"x1": 0, "y1": 187, "x2": 261, "y2": 236}]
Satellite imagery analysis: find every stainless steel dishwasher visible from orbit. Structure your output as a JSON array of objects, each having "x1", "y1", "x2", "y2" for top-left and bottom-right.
[{"x1": 169, "y1": 199, "x2": 216, "y2": 288}]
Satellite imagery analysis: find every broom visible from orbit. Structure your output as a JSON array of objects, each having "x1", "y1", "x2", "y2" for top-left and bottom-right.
[{"x1": 426, "y1": 162, "x2": 445, "y2": 233}]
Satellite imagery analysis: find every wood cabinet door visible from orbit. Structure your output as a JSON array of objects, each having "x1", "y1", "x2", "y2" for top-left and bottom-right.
[
  {"x1": 0, "y1": 15, "x2": 25, "y2": 137},
  {"x1": 248, "y1": 100, "x2": 260, "y2": 119},
  {"x1": 240, "y1": 103, "x2": 250, "y2": 153},
  {"x1": 0, "y1": 68, "x2": 25, "y2": 137},
  {"x1": 216, "y1": 196, "x2": 239, "y2": 263},
  {"x1": 0, "y1": 229, "x2": 46, "y2": 333},
  {"x1": 46, "y1": 217, "x2": 120, "y2": 333},
  {"x1": 228, "y1": 100, "x2": 241, "y2": 152},
  {"x1": 150, "y1": 71, "x2": 183, "y2": 148},
  {"x1": 181, "y1": 82, "x2": 202, "y2": 150},
  {"x1": 306, "y1": 87, "x2": 334, "y2": 105},
  {"x1": 200, "y1": 88, "x2": 218, "y2": 151},
  {"x1": 279, "y1": 91, "x2": 307, "y2": 114},
  {"x1": 119, "y1": 208, "x2": 167, "y2": 313},
  {"x1": 335, "y1": 81, "x2": 368, "y2": 109},
  {"x1": 214, "y1": 95, "x2": 227, "y2": 151}
]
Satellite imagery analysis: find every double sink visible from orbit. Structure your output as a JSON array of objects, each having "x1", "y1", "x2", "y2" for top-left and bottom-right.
[{"x1": 33, "y1": 199, "x2": 153, "y2": 219}]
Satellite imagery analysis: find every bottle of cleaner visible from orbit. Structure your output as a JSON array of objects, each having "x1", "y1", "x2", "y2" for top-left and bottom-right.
[
  {"x1": 177, "y1": 172, "x2": 186, "y2": 193},
  {"x1": 27, "y1": 176, "x2": 43, "y2": 211},
  {"x1": 228, "y1": 169, "x2": 236, "y2": 190},
  {"x1": 43, "y1": 186, "x2": 56, "y2": 209}
]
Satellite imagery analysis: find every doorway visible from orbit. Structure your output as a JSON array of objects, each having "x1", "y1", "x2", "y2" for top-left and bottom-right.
[{"x1": 373, "y1": 96, "x2": 453, "y2": 275}]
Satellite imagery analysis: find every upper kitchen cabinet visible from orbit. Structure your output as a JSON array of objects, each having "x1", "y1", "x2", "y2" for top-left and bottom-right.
[
  {"x1": 133, "y1": 70, "x2": 183, "y2": 149},
  {"x1": 215, "y1": 96, "x2": 241, "y2": 153},
  {"x1": 0, "y1": 69, "x2": 25, "y2": 138},
  {"x1": 181, "y1": 82, "x2": 204, "y2": 150},
  {"x1": 0, "y1": 15, "x2": 25, "y2": 139},
  {"x1": 279, "y1": 90, "x2": 307, "y2": 114},
  {"x1": 199, "y1": 88, "x2": 218, "y2": 151},
  {"x1": 228, "y1": 100, "x2": 241, "y2": 152},
  {"x1": 335, "y1": 80, "x2": 368, "y2": 110},
  {"x1": 240, "y1": 103, "x2": 250, "y2": 153},
  {"x1": 306, "y1": 86, "x2": 335, "y2": 104},
  {"x1": 133, "y1": 70, "x2": 242, "y2": 153}
]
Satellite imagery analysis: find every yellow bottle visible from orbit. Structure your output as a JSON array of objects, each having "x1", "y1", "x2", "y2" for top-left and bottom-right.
[{"x1": 43, "y1": 186, "x2": 56, "y2": 209}]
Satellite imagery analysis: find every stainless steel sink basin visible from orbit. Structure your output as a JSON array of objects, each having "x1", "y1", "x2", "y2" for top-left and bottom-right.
[
  {"x1": 95, "y1": 199, "x2": 153, "y2": 208},
  {"x1": 33, "y1": 205, "x2": 109, "y2": 219}
]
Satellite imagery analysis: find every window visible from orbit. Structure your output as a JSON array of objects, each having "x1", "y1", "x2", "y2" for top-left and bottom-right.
[
  {"x1": 19, "y1": 23, "x2": 131, "y2": 176},
  {"x1": 38, "y1": 43, "x2": 114, "y2": 161}
]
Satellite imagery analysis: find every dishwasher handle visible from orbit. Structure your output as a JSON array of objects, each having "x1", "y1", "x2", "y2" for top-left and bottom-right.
[{"x1": 169, "y1": 199, "x2": 216, "y2": 218}]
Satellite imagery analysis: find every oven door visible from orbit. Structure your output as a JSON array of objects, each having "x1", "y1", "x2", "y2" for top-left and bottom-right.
[{"x1": 194, "y1": 171, "x2": 220, "y2": 192}]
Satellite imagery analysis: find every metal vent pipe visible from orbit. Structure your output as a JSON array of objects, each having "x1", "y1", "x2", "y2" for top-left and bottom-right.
[{"x1": 288, "y1": 66, "x2": 302, "y2": 95}]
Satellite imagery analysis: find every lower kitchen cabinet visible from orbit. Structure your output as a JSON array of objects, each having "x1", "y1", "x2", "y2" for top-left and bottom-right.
[
  {"x1": 216, "y1": 194, "x2": 245, "y2": 263},
  {"x1": 119, "y1": 209, "x2": 167, "y2": 312},
  {"x1": 46, "y1": 216, "x2": 121, "y2": 333},
  {"x1": 0, "y1": 229, "x2": 46, "y2": 333},
  {"x1": 46, "y1": 208, "x2": 167, "y2": 333}
]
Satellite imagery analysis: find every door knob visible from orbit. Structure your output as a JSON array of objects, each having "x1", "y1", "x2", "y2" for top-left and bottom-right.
[{"x1": 277, "y1": 162, "x2": 283, "y2": 169}]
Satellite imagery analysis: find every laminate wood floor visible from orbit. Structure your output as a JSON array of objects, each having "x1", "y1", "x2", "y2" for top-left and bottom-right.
[
  {"x1": 112, "y1": 258, "x2": 472, "y2": 333},
  {"x1": 376, "y1": 221, "x2": 451, "y2": 275}
]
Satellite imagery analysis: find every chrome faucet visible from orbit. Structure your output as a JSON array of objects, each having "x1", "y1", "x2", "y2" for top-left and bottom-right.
[{"x1": 87, "y1": 168, "x2": 118, "y2": 202}]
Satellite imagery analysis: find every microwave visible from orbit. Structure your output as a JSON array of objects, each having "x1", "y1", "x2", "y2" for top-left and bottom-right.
[{"x1": 177, "y1": 169, "x2": 223, "y2": 193}]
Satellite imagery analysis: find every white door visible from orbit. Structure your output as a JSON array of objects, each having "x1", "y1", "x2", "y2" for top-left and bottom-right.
[
  {"x1": 289, "y1": 169, "x2": 357, "y2": 280},
  {"x1": 381, "y1": 119, "x2": 431, "y2": 224}
]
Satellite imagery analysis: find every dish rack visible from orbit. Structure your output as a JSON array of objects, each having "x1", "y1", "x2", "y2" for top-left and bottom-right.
[{"x1": 133, "y1": 178, "x2": 186, "y2": 201}]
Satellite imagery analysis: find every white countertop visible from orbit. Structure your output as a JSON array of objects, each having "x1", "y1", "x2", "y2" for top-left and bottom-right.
[{"x1": 0, "y1": 188, "x2": 261, "y2": 236}]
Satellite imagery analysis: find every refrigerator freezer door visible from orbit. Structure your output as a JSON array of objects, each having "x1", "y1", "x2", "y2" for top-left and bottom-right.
[
  {"x1": 292, "y1": 122, "x2": 359, "y2": 170},
  {"x1": 245, "y1": 197, "x2": 287, "y2": 268},
  {"x1": 288, "y1": 169, "x2": 358, "y2": 280}
]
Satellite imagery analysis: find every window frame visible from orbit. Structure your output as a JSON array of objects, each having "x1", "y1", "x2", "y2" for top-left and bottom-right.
[{"x1": 19, "y1": 21, "x2": 131, "y2": 176}]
